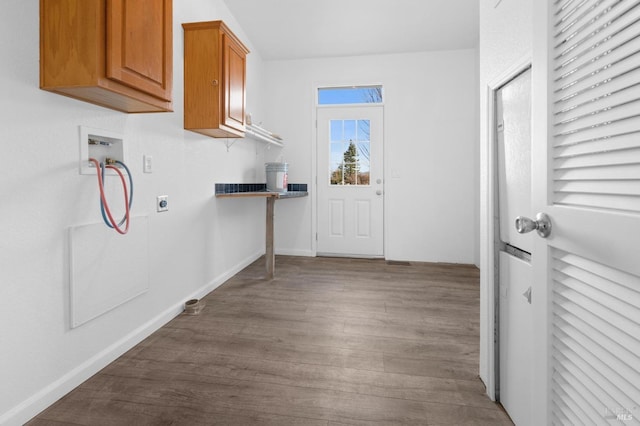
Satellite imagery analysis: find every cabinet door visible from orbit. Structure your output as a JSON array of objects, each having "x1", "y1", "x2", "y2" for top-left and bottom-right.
[
  {"x1": 223, "y1": 35, "x2": 246, "y2": 132},
  {"x1": 106, "y1": 0, "x2": 172, "y2": 101}
]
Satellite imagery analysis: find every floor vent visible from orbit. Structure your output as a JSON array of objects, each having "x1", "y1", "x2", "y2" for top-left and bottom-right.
[{"x1": 386, "y1": 260, "x2": 412, "y2": 266}]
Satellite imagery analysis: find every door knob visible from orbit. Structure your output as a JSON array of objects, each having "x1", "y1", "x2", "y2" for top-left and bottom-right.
[
  {"x1": 515, "y1": 212, "x2": 552, "y2": 238},
  {"x1": 376, "y1": 189, "x2": 383, "y2": 195}
]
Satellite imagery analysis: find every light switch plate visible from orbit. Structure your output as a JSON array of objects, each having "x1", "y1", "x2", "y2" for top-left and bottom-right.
[{"x1": 143, "y1": 155, "x2": 153, "y2": 173}]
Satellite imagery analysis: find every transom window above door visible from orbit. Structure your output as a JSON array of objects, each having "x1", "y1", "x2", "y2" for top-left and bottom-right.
[{"x1": 318, "y1": 85, "x2": 383, "y2": 105}]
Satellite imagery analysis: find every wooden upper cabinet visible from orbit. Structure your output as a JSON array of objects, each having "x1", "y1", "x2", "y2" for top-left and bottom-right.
[
  {"x1": 182, "y1": 21, "x2": 249, "y2": 138},
  {"x1": 40, "y1": 0, "x2": 173, "y2": 113}
]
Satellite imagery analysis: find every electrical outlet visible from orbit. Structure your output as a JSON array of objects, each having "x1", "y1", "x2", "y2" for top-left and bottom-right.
[{"x1": 157, "y1": 195, "x2": 168, "y2": 212}]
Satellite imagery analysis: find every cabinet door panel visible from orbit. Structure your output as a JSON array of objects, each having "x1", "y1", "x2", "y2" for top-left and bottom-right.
[
  {"x1": 106, "y1": 0, "x2": 172, "y2": 101},
  {"x1": 183, "y1": 27, "x2": 220, "y2": 129},
  {"x1": 224, "y1": 36, "x2": 246, "y2": 132}
]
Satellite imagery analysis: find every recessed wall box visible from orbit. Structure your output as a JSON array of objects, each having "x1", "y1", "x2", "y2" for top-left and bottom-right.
[{"x1": 79, "y1": 126, "x2": 127, "y2": 175}]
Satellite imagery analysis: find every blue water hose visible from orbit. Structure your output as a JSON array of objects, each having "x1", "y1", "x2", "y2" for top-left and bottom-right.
[{"x1": 100, "y1": 160, "x2": 134, "y2": 228}]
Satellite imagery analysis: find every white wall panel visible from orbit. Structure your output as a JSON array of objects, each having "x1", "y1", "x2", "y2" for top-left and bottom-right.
[
  {"x1": 69, "y1": 217, "x2": 149, "y2": 328},
  {"x1": 0, "y1": 1, "x2": 267, "y2": 423}
]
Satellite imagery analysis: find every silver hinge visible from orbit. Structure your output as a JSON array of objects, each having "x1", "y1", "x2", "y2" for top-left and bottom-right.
[{"x1": 315, "y1": 233, "x2": 318, "y2": 241}]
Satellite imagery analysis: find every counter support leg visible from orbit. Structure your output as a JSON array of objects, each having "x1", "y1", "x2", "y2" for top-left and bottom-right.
[{"x1": 266, "y1": 196, "x2": 275, "y2": 279}]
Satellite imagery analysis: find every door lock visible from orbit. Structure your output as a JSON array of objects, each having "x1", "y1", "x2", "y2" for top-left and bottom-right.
[{"x1": 515, "y1": 212, "x2": 551, "y2": 238}]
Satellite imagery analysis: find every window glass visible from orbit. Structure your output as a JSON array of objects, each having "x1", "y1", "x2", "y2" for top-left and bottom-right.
[
  {"x1": 318, "y1": 86, "x2": 382, "y2": 105},
  {"x1": 329, "y1": 119, "x2": 371, "y2": 186}
]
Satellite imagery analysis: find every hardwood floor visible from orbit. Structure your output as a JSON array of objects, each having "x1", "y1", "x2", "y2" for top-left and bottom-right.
[{"x1": 29, "y1": 256, "x2": 513, "y2": 425}]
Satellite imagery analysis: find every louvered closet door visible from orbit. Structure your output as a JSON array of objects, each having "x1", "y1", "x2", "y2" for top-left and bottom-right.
[{"x1": 532, "y1": 1, "x2": 640, "y2": 424}]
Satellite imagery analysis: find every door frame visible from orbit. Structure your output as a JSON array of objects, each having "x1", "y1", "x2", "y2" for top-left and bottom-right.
[
  {"x1": 530, "y1": 5, "x2": 551, "y2": 423},
  {"x1": 484, "y1": 56, "x2": 532, "y2": 401},
  {"x1": 311, "y1": 83, "x2": 386, "y2": 258}
]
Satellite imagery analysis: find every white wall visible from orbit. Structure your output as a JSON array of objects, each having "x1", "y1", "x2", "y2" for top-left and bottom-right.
[
  {"x1": 263, "y1": 50, "x2": 480, "y2": 264},
  {"x1": 0, "y1": 1, "x2": 268, "y2": 424},
  {"x1": 478, "y1": 0, "x2": 533, "y2": 396}
]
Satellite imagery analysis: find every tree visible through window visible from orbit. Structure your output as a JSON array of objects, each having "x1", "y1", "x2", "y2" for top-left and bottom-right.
[
  {"x1": 320, "y1": 85, "x2": 380, "y2": 186},
  {"x1": 330, "y1": 119, "x2": 370, "y2": 186}
]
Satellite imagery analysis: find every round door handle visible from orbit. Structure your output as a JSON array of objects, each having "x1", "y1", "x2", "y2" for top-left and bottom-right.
[
  {"x1": 376, "y1": 189, "x2": 383, "y2": 195},
  {"x1": 515, "y1": 213, "x2": 552, "y2": 238},
  {"x1": 212, "y1": 79, "x2": 219, "y2": 86}
]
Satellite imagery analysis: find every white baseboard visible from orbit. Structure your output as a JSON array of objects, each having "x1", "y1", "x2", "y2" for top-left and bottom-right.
[
  {"x1": 275, "y1": 248, "x2": 315, "y2": 257},
  {"x1": 1, "y1": 250, "x2": 262, "y2": 426},
  {"x1": 186, "y1": 250, "x2": 263, "y2": 301}
]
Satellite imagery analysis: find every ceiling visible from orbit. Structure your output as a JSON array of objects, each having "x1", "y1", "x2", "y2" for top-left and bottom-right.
[{"x1": 221, "y1": 0, "x2": 479, "y2": 61}]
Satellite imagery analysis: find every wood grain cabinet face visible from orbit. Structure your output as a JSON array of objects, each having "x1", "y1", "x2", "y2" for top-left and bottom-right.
[
  {"x1": 40, "y1": 0, "x2": 173, "y2": 113},
  {"x1": 183, "y1": 21, "x2": 249, "y2": 138}
]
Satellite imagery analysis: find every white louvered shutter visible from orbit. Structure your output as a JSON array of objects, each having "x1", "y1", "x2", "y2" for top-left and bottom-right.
[{"x1": 549, "y1": 0, "x2": 640, "y2": 424}]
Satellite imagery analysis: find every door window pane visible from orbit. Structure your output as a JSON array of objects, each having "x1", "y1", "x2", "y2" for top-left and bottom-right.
[
  {"x1": 329, "y1": 119, "x2": 371, "y2": 186},
  {"x1": 357, "y1": 142, "x2": 370, "y2": 185}
]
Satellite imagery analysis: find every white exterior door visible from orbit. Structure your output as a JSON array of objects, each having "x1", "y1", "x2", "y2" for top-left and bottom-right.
[
  {"x1": 316, "y1": 106, "x2": 384, "y2": 257},
  {"x1": 531, "y1": 2, "x2": 640, "y2": 424}
]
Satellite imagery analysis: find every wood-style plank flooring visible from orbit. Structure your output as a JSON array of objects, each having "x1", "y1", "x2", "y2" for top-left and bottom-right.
[{"x1": 29, "y1": 256, "x2": 513, "y2": 425}]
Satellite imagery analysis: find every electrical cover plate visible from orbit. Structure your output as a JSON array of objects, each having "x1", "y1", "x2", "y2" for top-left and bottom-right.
[
  {"x1": 157, "y1": 195, "x2": 168, "y2": 212},
  {"x1": 79, "y1": 126, "x2": 127, "y2": 175}
]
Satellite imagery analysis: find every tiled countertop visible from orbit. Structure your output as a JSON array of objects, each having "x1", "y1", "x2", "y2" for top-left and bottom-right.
[{"x1": 215, "y1": 183, "x2": 308, "y2": 199}]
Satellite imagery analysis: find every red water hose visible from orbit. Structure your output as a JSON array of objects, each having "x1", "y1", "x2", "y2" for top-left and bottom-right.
[{"x1": 89, "y1": 158, "x2": 130, "y2": 235}]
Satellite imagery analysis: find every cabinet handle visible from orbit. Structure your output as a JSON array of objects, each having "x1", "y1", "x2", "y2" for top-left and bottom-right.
[{"x1": 212, "y1": 79, "x2": 219, "y2": 86}]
